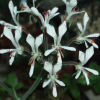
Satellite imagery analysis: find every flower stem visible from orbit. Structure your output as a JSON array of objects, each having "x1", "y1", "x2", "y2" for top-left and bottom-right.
[{"x1": 21, "y1": 70, "x2": 42, "y2": 100}]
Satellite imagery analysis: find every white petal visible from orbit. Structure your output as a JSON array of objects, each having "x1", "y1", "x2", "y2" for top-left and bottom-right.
[
  {"x1": 51, "y1": 7, "x2": 58, "y2": 14},
  {"x1": 86, "y1": 33, "x2": 100, "y2": 38},
  {"x1": 84, "y1": 67, "x2": 99, "y2": 75},
  {"x1": 58, "y1": 21, "x2": 67, "y2": 43},
  {"x1": 92, "y1": 43, "x2": 99, "y2": 48},
  {"x1": 9, "y1": 51, "x2": 16, "y2": 65},
  {"x1": 61, "y1": 46, "x2": 76, "y2": 51},
  {"x1": 82, "y1": 70, "x2": 89, "y2": 85},
  {"x1": 83, "y1": 12, "x2": 89, "y2": 31},
  {"x1": 55, "y1": 79, "x2": 65, "y2": 86},
  {"x1": 0, "y1": 21, "x2": 17, "y2": 29},
  {"x1": 20, "y1": 0, "x2": 30, "y2": 12},
  {"x1": 29, "y1": 62, "x2": 34, "y2": 77},
  {"x1": 15, "y1": 27, "x2": 22, "y2": 45},
  {"x1": 26, "y1": 34, "x2": 34, "y2": 51},
  {"x1": 70, "y1": 0, "x2": 77, "y2": 8},
  {"x1": 62, "y1": 0, "x2": 67, "y2": 4},
  {"x1": 86, "y1": 39, "x2": 98, "y2": 48},
  {"x1": 3, "y1": 27, "x2": 17, "y2": 47},
  {"x1": 42, "y1": 79, "x2": 51, "y2": 88},
  {"x1": 46, "y1": 24, "x2": 57, "y2": 43},
  {"x1": 54, "y1": 52, "x2": 62, "y2": 73},
  {"x1": 79, "y1": 51, "x2": 85, "y2": 63},
  {"x1": 52, "y1": 84, "x2": 57, "y2": 97},
  {"x1": 77, "y1": 22, "x2": 83, "y2": 32},
  {"x1": 57, "y1": 52, "x2": 62, "y2": 64},
  {"x1": 84, "y1": 46, "x2": 94, "y2": 64},
  {"x1": 67, "y1": 11, "x2": 84, "y2": 21},
  {"x1": 31, "y1": 7, "x2": 44, "y2": 25},
  {"x1": 0, "y1": 49, "x2": 15, "y2": 54},
  {"x1": 44, "y1": 61, "x2": 53, "y2": 74},
  {"x1": 85, "y1": 41, "x2": 89, "y2": 48},
  {"x1": 54, "y1": 63, "x2": 62, "y2": 73},
  {"x1": 35, "y1": 34, "x2": 43, "y2": 50},
  {"x1": 9, "y1": 0, "x2": 18, "y2": 25},
  {"x1": 44, "y1": 48, "x2": 56, "y2": 56},
  {"x1": 75, "y1": 70, "x2": 82, "y2": 79},
  {"x1": 50, "y1": 7, "x2": 59, "y2": 18}
]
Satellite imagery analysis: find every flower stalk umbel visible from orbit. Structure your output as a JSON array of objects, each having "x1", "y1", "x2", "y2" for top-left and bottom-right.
[
  {"x1": 43, "y1": 52, "x2": 65, "y2": 97},
  {"x1": 44, "y1": 21, "x2": 76, "y2": 57},
  {"x1": 76, "y1": 12, "x2": 100, "y2": 48},
  {"x1": 0, "y1": 27, "x2": 23, "y2": 65},
  {"x1": 0, "y1": 0, "x2": 100, "y2": 98},
  {"x1": 75, "y1": 46, "x2": 99, "y2": 85},
  {"x1": 26, "y1": 34, "x2": 43, "y2": 77}
]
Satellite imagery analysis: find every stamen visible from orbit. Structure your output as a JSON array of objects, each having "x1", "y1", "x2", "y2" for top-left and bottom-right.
[
  {"x1": 52, "y1": 81, "x2": 55, "y2": 87},
  {"x1": 29, "y1": 58, "x2": 35, "y2": 67},
  {"x1": 64, "y1": 13, "x2": 68, "y2": 21},
  {"x1": 58, "y1": 48, "x2": 64, "y2": 58},
  {"x1": 61, "y1": 53, "x2": 64, "y2": 58},
  {"x1": 72, "y1": 6, "x2": 78, "y2": 12},
  {"x1": 88, "y1": 38, "x2": 95, "y2": 43},
  {"x1": 8, "y1": 51, "x2": 14, "y2": 55},
  {"x1": 43, "y1": 10, "x2": 49, "y2": 19},
  {"x1": 21, "y1": 4, "x2": 26, "y2": 10},
  {"x1": 56, "y1": 54, "x2": 59, "y2": 58}
]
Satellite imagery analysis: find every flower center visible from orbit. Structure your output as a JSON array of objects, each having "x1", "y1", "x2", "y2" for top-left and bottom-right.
[
  {"x1": 48, "y1": 74, "x2": 58, "y2": 81},
  {"x1": 76, "y1": 64, "x2": 83, "y2": 70}
]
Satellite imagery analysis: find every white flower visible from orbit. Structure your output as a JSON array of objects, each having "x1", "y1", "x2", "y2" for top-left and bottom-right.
[
  {"x1": 9, "y1": 0, "x2": 19, "y2": 25},
  {"x1": 75, "y1": 46, "x2": 99, "y2": 85},
  {"x1": 76, "y1": 12, "x2": 100, "y2": 48},
  {"x1": 26, "y1": 34, "x2": 43, "y2": 77},
  {"x1": 62, "y1": 0, "x2": 84, "y2": 20},
  {"x1": 31, "y1": 7, "x2": 59, "y2": 27},
  {"x1": 42, "y1": 52, "x2": 65, "y2": 97},
  {"x1": 0, "y1": 0, "x2": 21, "y2": 37},
  {"x1": 44, "y1": 21, "x2": 76, "y2": 57},
  {"x1": 0, "y1": 27, "x2": 23, "y2": 65},
  {"x1": 18, "y1": 0, "x2": 31, "y2": 13}
]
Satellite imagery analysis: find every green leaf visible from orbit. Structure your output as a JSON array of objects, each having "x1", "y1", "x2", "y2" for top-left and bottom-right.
[
  {"x1": 5, "y1": 73, "x2": 17, "y2": 88},
  {"x1": 62, "y1": 74, "x2": 72, "y2": 86},
  {"x1": 77, "y1": 75, "x2": 87, "y2": 86},
  {"x1": 15, "y1": 82, "x2": 24, "y2": 90},
  {"x1": 0, "y1": 97, "x2": 2, "y2": 100},
  {"x1": 88, "y1": 62, "x2": 100, "y2": 93},
  {"x1": 89, "y1": 62, "x2": 100, "y2": 72},
  {"x1": 0, "y1": 81, "x2": 16, "y2": 99},
  {"x1": 93, "y1": 82, "x2": 100, "y2": 93},
  {"x1": 0, "y1": 86, "x2": 6, "y2": 92},
  {"x1": 69, "y1": 84, "x2": 80, "y2": 99}
]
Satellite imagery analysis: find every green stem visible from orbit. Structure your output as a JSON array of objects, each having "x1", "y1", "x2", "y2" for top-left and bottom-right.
[
  {"x1": 12, "y1": 87, "x2": 19, "y2": 100},
  {"x1": 21, "y1": 71, "x2": 42, "y2": 100}
]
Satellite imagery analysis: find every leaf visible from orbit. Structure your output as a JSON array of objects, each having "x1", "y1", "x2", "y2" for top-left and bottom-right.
[
  {"x1": 0, "y1": 86, "x2": 6, "y2": 92},
  {"x1": 0, "y1": 97, "x2": 2, "y2": 100},
  {"x1": 5, "y1": 73, "x2": 17, "y2": 88},
  {"x1": 62, "y1": 74, "x2": 72, "y2": 86},
  {"x1": 88, "y1": 62, "x2": 100, "y2": 93},
  {"x1": 89, "y1": 62, "x2": 100, "y2": 72},
  {"x1": 15, "y1": 82, "x2": 24, "y2": 90},
  {"x1": 69, "y1": 84, "x2": 80, "y2": 99},
  {"x1": 0, "y1": 81, "x2": 15, "y2": 99},
  {"x1": 93, "y1": 82, "x2": 100, "y2": 93}
]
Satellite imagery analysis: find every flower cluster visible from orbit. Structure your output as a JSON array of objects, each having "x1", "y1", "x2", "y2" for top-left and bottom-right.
[{"x1": 0, "y1": 0, "x2": 100, "y2": 97}]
